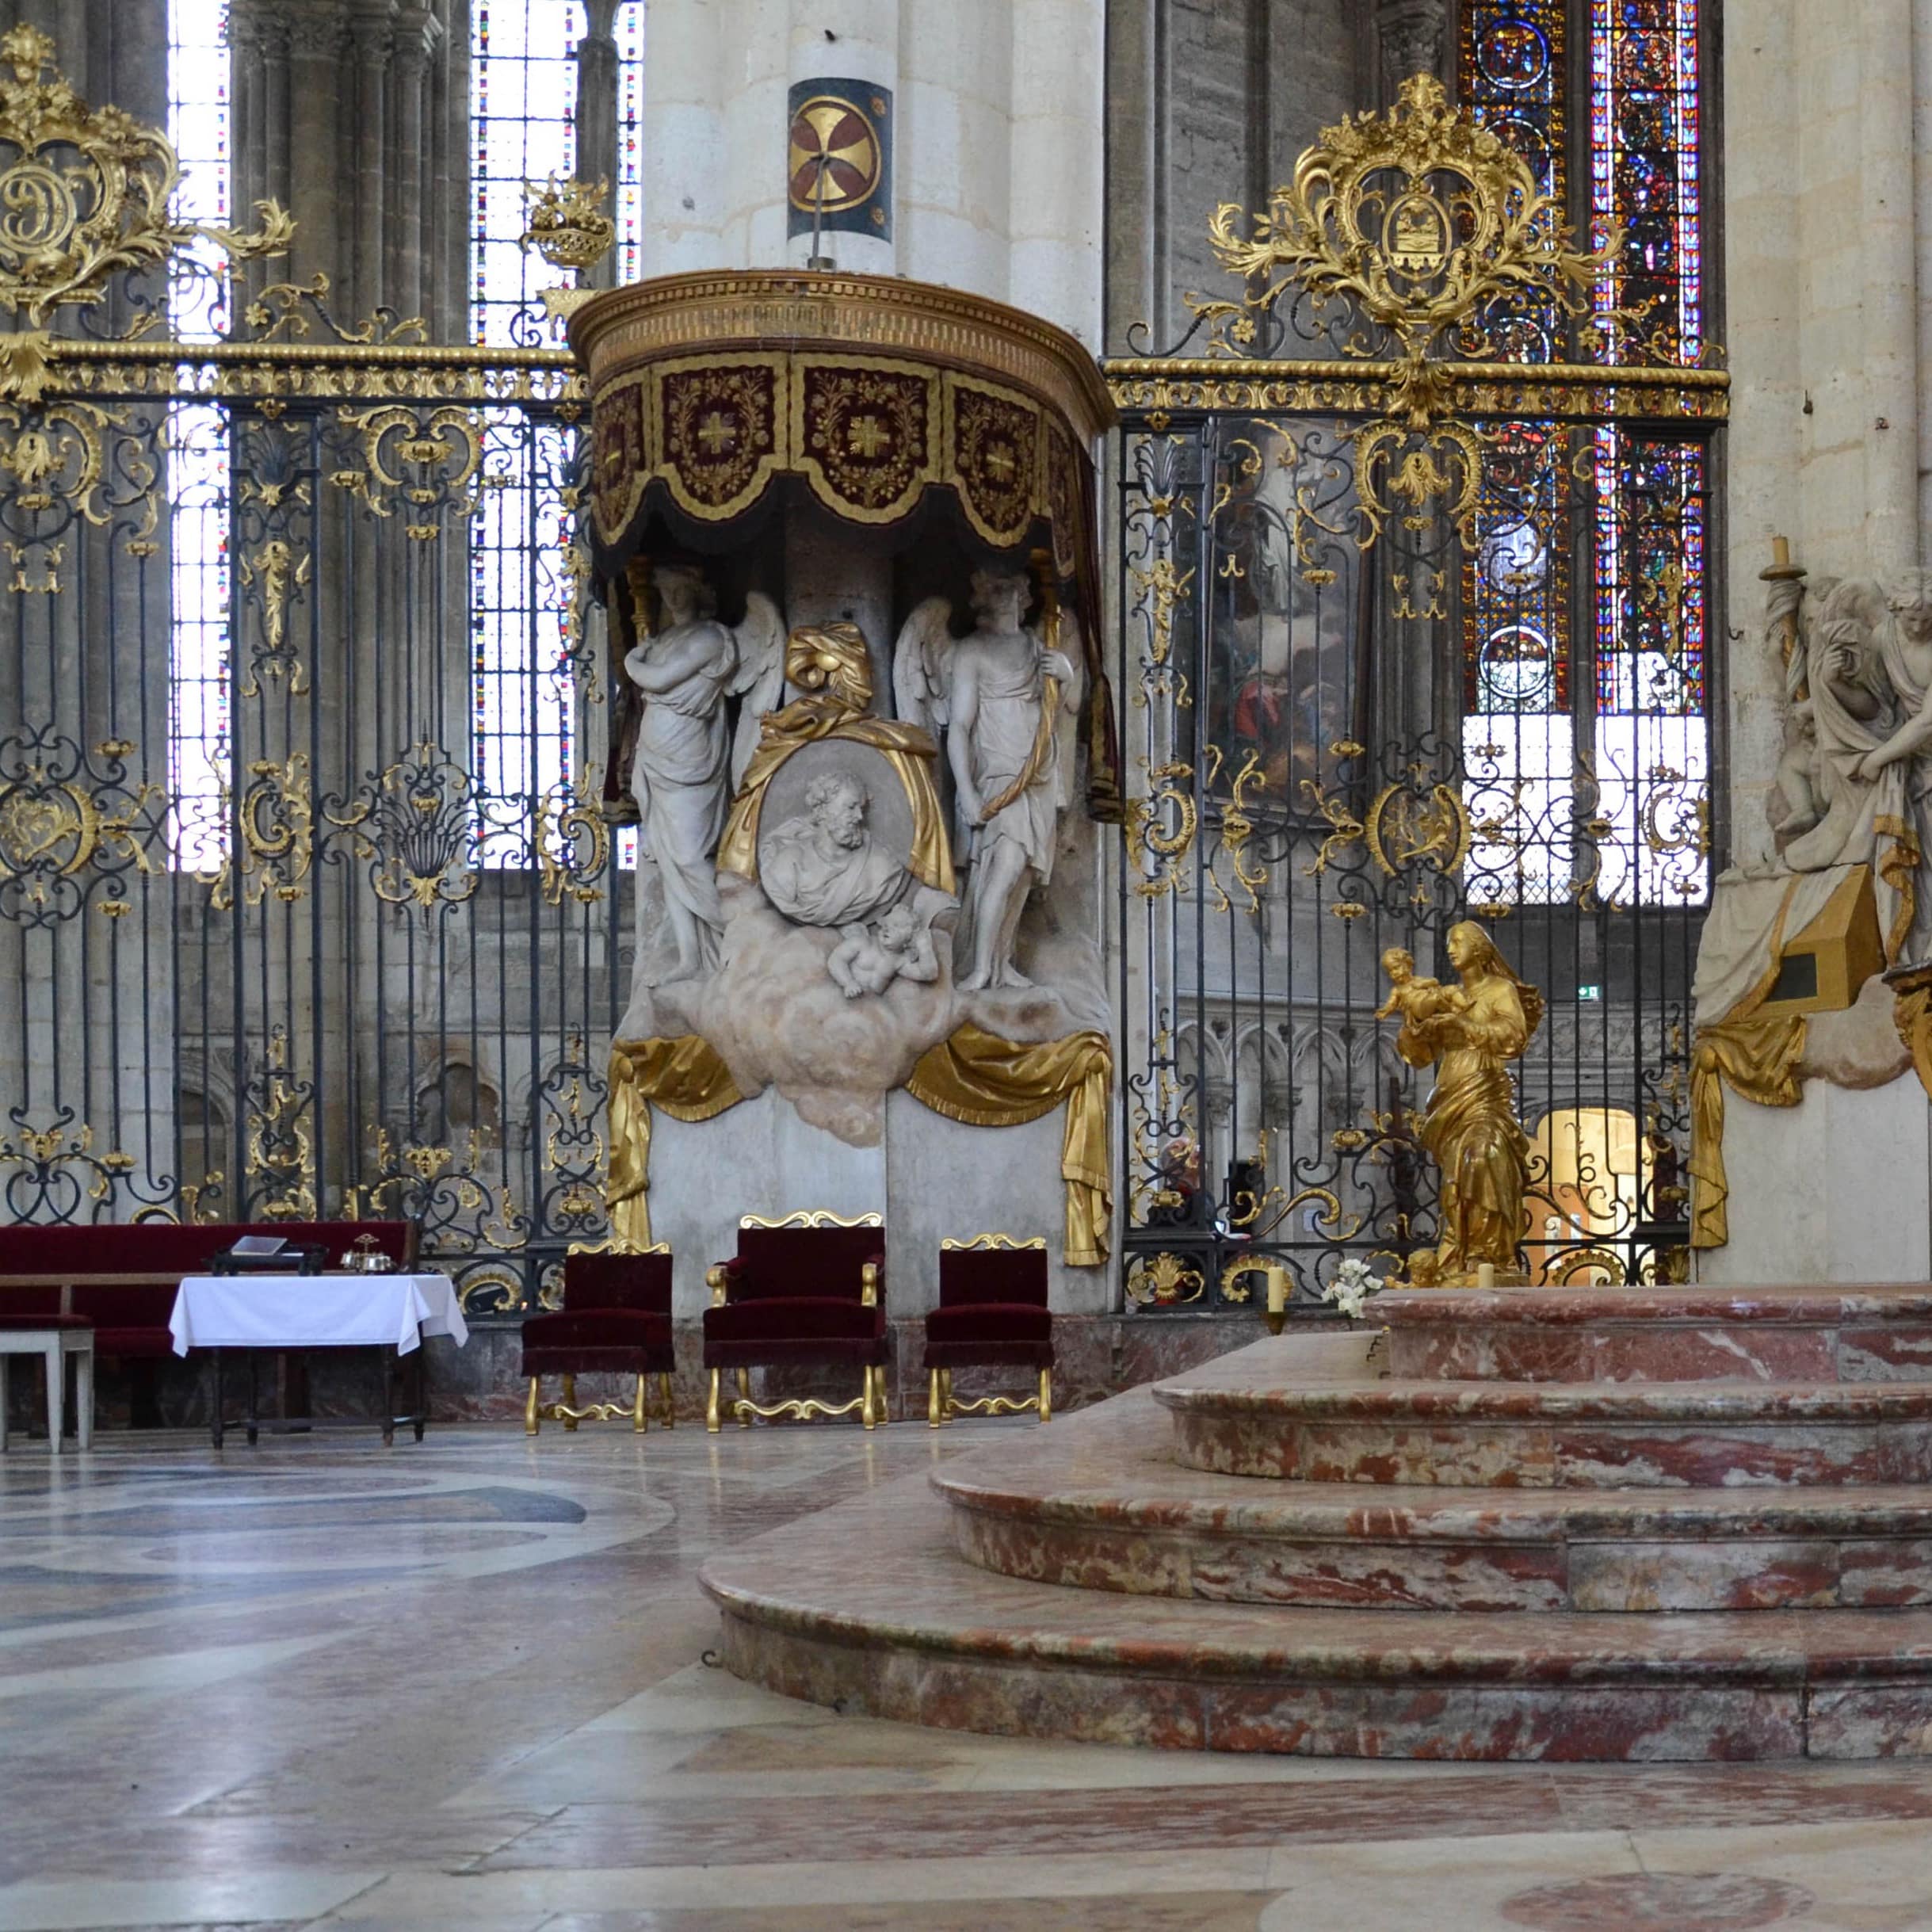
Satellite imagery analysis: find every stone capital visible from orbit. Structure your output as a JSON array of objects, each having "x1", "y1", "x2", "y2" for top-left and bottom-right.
[
  {"x1": 1377, "y1": 0, "x2": 1445, "y2": 92},
  {"x1": 392, "y1": 5, "x2": 443, "y2": 60},
  {"x1": 285, "y1": 6, "x2": 349, "y2": 58}
]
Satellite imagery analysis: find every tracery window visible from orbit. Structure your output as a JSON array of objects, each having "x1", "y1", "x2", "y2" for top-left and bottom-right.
[
  {"x1": 166, "y1": 0, "x2": 233, "y2": 870},
  {"x1": 1457, "y1": 0, "x2": 1709, "y2": 906}
]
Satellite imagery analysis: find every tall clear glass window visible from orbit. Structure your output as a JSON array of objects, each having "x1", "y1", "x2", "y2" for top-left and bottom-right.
[
  {"x1": 470, "y1": 1, "x2": 586, "y2": 862},
  {"x1": 166, "y1": 0, "x2": 233, "y2": 870}
]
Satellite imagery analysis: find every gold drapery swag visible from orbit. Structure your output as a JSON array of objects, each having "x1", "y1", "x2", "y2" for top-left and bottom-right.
[
  {"x1": 1688, "y1": 890, "x2": 1805, "y2": 1250},
  {"x1": 605, "y1": 1035, "x2": 744, "y2": 1250},
  {"x1": 1690, "y1": 818, "x2": 1922, "y2": 1250},
  {"x1": 904, "y1": 1024, "x2": 1113, "y2": 1266},
  {"x1": 604, "y1": 1024, "x2": 1112, "y2": 1267}
]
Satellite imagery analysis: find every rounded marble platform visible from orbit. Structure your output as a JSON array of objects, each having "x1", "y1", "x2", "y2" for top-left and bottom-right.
[
  {"x1": 1155, "y1": 1376, "x2": 1932, "y2": 1488},
  {"x1": 701, "y1": 1287, "x2": 1932, "y2": 1759}
]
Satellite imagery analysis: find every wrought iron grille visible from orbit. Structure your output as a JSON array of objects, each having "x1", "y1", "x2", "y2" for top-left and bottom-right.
[
  {"x1": 0, "y1": 318, "x2": 606, "y2": 1315},
  {"x1": 1103, "y1": 67, "x2": 1724, "y2": 1313}
]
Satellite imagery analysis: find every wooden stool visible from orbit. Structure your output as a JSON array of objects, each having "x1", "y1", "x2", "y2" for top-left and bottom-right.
[{"x1": 0, "y1": 1320, "x2": 96, "y2": 1452}]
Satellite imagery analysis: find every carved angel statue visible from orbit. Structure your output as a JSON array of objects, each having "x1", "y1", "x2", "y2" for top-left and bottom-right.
[
  {"x1": 894, "y1": 567, "x2": 1082, "y2": 990},
  {"x1": 624, "y1": 563, "x2": 785, "y2": 983}
]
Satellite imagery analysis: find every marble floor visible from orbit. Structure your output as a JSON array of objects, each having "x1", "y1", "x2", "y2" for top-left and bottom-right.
[{"x1": 7, "y1": 1425, "x2": 1932, "y2": 1931}]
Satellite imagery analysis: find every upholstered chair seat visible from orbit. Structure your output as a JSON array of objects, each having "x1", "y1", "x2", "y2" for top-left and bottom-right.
[
  {"x1": 701, "y1": 1214, "x2": 888, "y2": 1429},
  {"x1": 520, "y1": 1248, "x2": 676, "y2": 1434},
  {"x1": 922, "y1": 1236, "x2": 1054, "y2": 1425}
]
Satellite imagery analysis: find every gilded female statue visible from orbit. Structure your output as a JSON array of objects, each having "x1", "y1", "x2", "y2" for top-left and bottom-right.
[{"x1": 1388, "y1": 920, "x2": 1543, "y2": 1285}]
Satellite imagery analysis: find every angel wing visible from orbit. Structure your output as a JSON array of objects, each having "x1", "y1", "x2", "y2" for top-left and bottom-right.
[
  {"x1": 1041, "y1": 606, "x2": 1086, "y2": 811},
  {"x1": 727, "y1": 591, "x2": 787, "y2": 786},
  {"x1": 892, "y1": 595, "x2": 955, "y2": 734}
]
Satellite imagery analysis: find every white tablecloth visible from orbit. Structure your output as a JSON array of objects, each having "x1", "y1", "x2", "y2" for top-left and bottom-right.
[{"x1": 169, "y1": 1273, "x2": 468, "y2": 1357}]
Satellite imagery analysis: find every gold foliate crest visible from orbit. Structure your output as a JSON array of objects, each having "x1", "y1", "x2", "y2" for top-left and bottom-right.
[
  {"x1": 0, "y1": 26, "x2": 292, "y2": 347},
  {"x1": 1194, "y1": 74, "x2": 1633, "y2": 414},
  {"x1": 521, "y1": 175, "x2": 617, "y2": 275}
]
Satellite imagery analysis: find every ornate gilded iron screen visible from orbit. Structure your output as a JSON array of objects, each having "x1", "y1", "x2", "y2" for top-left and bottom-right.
[
  {"x1": 1104, "y1": 63, "x2": 1723, "y2": 1311},
  {"x1": 0, "y1": 27, "x2": 603, "y2": 1312}
]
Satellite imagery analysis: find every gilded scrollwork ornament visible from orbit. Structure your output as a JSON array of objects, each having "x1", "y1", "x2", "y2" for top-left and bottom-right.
[
  {"x1": 0, "y1": 25, "x2": 290, "y2": 346},
  {"x1": 326, "y1": 740, "x2": 480, "y2": 915},
  {"x1": 208, "y1": 754, "x2": 315, "y2": 910},
  {"x1": 0, "y1": 726, "x2": 169, "y2": 924},
  {"x1": 241, "y1": 1026, "x2": 317, "y2": 1221}
]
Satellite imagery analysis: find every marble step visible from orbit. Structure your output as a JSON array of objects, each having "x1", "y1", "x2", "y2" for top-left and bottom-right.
[
  {"x1": 1374, "y1": 1283, "x2": 1932, "y2": 1385},
  {"x1": 934, "y1": 1398, "x2": 1932, "y2": 1612},
  {"x1": 701, "y1": 1438, "x2": 1932, "y2": 1762},
  {"x1": 1154, "y1": 1373, "x2": 1932, "y2": 1488}
]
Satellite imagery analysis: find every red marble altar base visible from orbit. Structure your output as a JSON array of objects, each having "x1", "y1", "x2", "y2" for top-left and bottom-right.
[
  {"x1": 1155, "y1": 1376, "x2": 1932, "y2": 1487},
  {"x1": 701, "y1": 1288, "x2": 1932, "y2": 1759},
  {"x1": 1377, "y1": 1284, "x2": 1932, "y2": 1384},
  {"x1": 936, "y1": 1393, "x2": 1932, "y2": 1612}
]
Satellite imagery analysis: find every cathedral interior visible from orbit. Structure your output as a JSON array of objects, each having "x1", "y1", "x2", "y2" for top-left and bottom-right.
[{"x1": 11, "y1": 0, "x2": 1932, "y2": 1925}]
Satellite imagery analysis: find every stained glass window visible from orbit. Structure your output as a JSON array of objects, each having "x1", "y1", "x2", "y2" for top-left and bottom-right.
[
  {"x1": 167, "y1": 0, "x2": 233, "y2": 870},
  {"x1": 470, "y1": 1, "x2": 586, "y2": 864},
  {"x1": 616, "y1": 2, "x2": 645, "y2": 287},
  {"x1": 1459, "y1": 4, "x2": 1574, "y2": 902},
  {"x1": 1588, "y1": 0, "x2": 1706, "y2": 901},
  {"x1": 1459, "y1": 0, "x2": 1708, "y2": 905}
]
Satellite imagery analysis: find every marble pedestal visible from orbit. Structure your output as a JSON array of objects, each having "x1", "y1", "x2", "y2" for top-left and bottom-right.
[
  {"x1": 645, "y1": 1087, "x2": 1110, "y2": 1321},
  {"x1": 1696, "y1": 1075, "x2": 1932, "y2": 1285}
]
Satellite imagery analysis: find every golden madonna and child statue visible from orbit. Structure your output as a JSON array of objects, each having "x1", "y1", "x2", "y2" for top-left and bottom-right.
[{"x1": 1377, "y1": 921, "x2": 1544, "y2": 1286}]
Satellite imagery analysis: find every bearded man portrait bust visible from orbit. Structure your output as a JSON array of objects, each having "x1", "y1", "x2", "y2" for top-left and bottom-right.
[{"x1": 759, "y1": 769, "x2": 911, "y2": 930}]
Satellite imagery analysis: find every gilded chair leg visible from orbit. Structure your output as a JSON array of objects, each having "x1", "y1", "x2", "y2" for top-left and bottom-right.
[
  {"x1": 735, "y1": 1366, "x2": 752, "y2": 1426},
  {"x1": 562, "y1": 1373, "x2": 579, "y2": 1431},
  {"x1": 525, "y1": 1377, "x2": 540, "y2": 1436},
  {"x1": 861, "y1": 1365, "x2": 877, "y2": 1430},
  {"x1": 1038, "y1": 1367, "x2": 1052, "y2": 1424},
  {"x1": 927, "y1": 1367, "x2": 942, "y2": 1430},
  {"x1": 632, "y1": 1373, "x2": 647, "y2": 1433},
  {"x1": 705, "y1": 1368, "x2": 721, "y2": 1433},
  {"x1": 940, "y1": 1368, "x2": 953, "y2": 1422},
  {"x1": 659, "y1": 1373, "x2": 675, "y2": 1428}
]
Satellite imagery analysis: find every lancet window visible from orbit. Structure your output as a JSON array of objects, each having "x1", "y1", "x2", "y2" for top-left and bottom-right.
[
  {"x1": 470, "y1": 0, "x2": 587, "y2": 863},
  {"x1": 1457, "y1": 0, "x2": 1709, "y2": 906},
  {"x1": 166, "y1": 0, "x2": 234, "y2": 871}
]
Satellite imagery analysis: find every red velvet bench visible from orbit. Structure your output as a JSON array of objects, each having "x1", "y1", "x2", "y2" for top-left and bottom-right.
[{"x1": 0, "y1": 1220, "x2": 418, "y2": 1437}]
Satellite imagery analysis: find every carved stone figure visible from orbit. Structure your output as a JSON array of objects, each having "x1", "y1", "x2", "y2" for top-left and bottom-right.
[
  {"x1": 894, "y1": 568, "x2": 1082, "y2": 991},
  {"x1": 1387, "y1": 921, "x2": 1543, "y2": 1285},
  {"x1": 624, "y1": 565, "x2": 785, "y2": 983},
  {"x1": 827, "y1": 903, "x2": 939, "y2": 999},
  {"x1": 759, "y1": 769, "x2": 910, "y2": 930}
]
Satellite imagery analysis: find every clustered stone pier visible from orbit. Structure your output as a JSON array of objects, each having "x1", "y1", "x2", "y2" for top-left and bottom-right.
[{"x1": 701, "y1": 1285, "x2": 1932, "y2": 1759}]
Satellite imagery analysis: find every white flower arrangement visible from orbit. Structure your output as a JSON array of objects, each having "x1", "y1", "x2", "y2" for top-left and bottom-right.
[{"x1": 1320, "y1": 1257, "x2": 1384, "y2": 1321}]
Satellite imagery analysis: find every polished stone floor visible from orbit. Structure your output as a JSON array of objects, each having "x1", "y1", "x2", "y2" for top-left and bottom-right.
[{"x1": 7, "y1": 1422, "x2": 1932, "y2": 1930}]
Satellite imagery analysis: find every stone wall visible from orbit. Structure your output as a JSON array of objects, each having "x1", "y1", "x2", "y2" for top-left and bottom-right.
[{"x1": 1103, "y1": 0, "x2": 1441, "y2": 353}]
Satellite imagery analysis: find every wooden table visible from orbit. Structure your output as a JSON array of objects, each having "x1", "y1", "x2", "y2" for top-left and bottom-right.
[{"x1": 169, "y1": 1273, "x2": 466, "y2": 1447}]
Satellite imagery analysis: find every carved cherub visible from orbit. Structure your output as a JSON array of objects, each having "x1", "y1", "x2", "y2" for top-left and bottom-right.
[
  {"x1": 827, "y1": 902, "x2": 939, "y2": 999},
  {"x1": 1373, "y1": 946, "x2": 1458, "y2": 1026}
]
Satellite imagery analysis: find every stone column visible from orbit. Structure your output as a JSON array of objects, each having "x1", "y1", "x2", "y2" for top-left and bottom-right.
[
  {"x1": 575, "y1": 0, "x2": 620, "y2": 292},
  {"x1": 1694, "y1": 0, "x2": 1932, "y2": 1283}
]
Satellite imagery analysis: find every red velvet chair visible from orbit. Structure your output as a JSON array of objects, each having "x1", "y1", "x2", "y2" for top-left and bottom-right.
[
  {"x1": 703, "y1": 1212, "x2": 887, "y2": 1430},
  {"x1": 521, "y1": 1246, "x2": 676, "y2": 1434},
  {"x1": 924, "y1": 1234, "x2": 1053, "y2": 1426}
]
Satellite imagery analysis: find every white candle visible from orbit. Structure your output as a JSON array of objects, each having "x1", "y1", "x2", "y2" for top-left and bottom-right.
[
  {"x1": 1266, "y1": 1265, "x2": 1287, "y2": 1315},
  {"x1": 1476, "y1": 1262, "x2": 1495, "y2": 1289}
]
